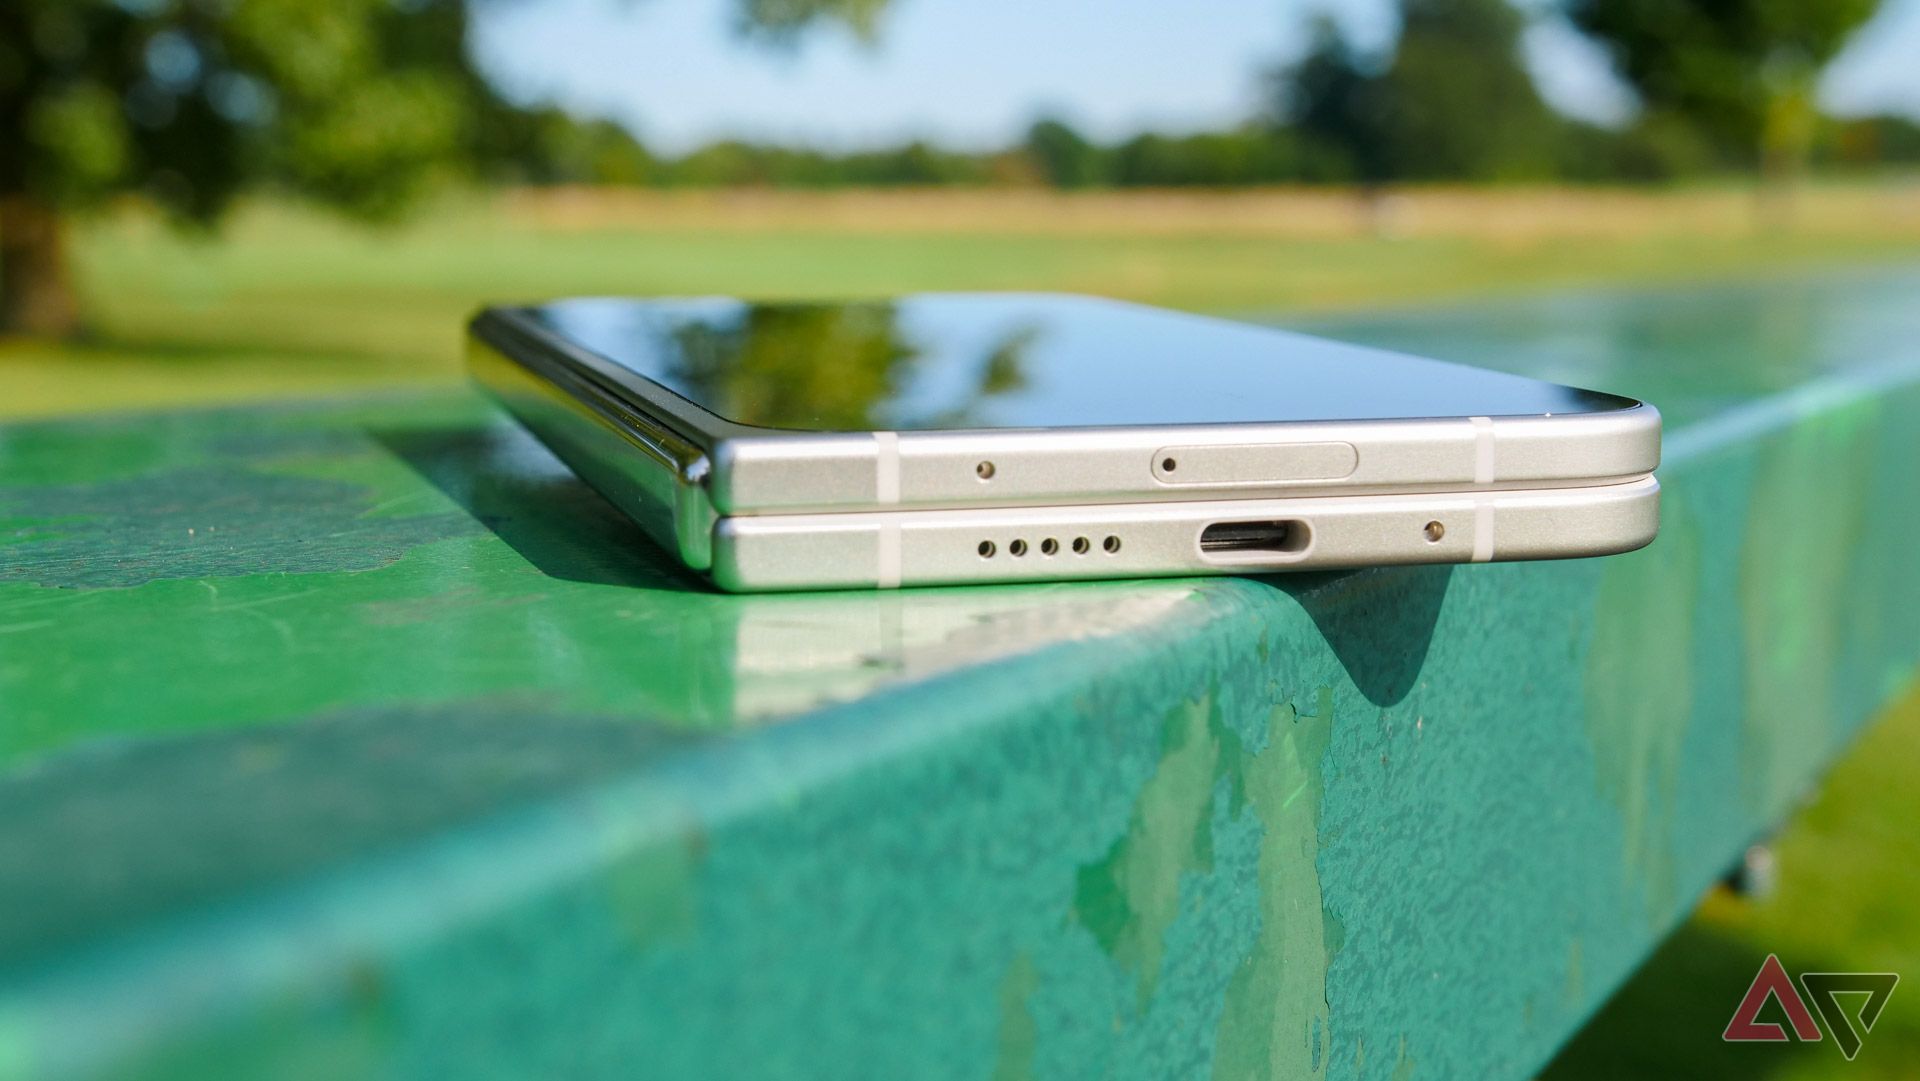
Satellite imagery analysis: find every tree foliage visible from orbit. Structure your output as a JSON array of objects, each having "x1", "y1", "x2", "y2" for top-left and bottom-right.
[
  {"x1": 1272, "y1": 0, "x2": 1560, "y2": 185},
  {"x1": 733, "y1": 0, "x2": 893, "y2": 43},
  {"x1": 1024, "y1": 118, "x2": 1108, "y2": 189},
  {"x1": 665, "y1": 302, "x2": 1032, "y2": 429},
  {"x1": 1111, "y1": 130, "x2": 1297, "y2": 187},
  {"x1": 1273, "y1": 17, "x2": 1392, "y2": 184},
  {"x1": 1567, "y1": 0, "x2": 1884, "y2": 171},
  {"x1": 0, "y1": 0, "x2": 491, "y2": 225},
  {"x1": 4, "y1": 0, "x2": 1914, "y2": 336},
  {"x1": 0, "y1": 0, "x2": 889, "y2": 335},
  {"x1": 1377, "y1": 0, "x2": 1560, "y2": 180}
]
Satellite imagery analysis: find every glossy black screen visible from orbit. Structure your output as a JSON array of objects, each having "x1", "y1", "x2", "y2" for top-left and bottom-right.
[{"x1": 524, "y1": 294, "x2": 1638, "y2": 431}]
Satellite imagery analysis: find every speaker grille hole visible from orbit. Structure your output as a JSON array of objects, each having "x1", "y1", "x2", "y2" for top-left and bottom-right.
[
  {"x1": 1040, "y1": 537, "x2": 1059, "y2": 556},
  {"x1": 1009, "y1": 539, "x2": 1028, "y2": 557},
  {"x1": 978, "y1": 540, "x2": 996, "y2": 558},
  {"x1": 1072, "y1": 536, "x2": 1090, "y2": 554},
  {"x1": 1103, "y1": 535, "x2": 1121, "y2": 554},
  {"x1": 1161, "y1": 457, "x2": 1178, "y2": 472}
]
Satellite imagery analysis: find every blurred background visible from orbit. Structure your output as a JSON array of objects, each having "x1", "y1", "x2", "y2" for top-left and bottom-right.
[
  {"x1": 2, "y1": 1, "x2": 1918, "y2": 1076},
  {"x1": 4, "y1": 0, "x2": 1920, "y2": 414}
]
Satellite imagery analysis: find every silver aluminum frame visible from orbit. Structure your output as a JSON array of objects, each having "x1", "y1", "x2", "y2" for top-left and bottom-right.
[
  {"x1": 712, "y1": 476, "x2": 1660, "y2": 591},
  {"x1": 468, "y1": 301, "x2": 1662, "y2": 587}
]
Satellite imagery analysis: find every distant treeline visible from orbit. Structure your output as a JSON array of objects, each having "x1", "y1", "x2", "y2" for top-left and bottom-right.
[
  {"x1": 492, "y1": 112, "x2": 1920, "y2": 190},
  {"x1": 491, "y1": 106, "x2": 1920, "y2": 191},
  {"x1": 489, "y1": 0, "x2": 1920, "y2": 191}
]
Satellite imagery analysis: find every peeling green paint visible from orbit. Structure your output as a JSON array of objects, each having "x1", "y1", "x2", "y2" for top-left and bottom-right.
[
  {"x1": 1066, "y1": 685, "x2": 1337, "y2": 1078},
  {"x1": 1739, "y1": 403, "x2": 1876, "y2": 816},
  {"x1": 69, "y1": 992, "x2": 392, "y2": 1081},
  {"x1": 1583, "y1": 493, "x2": 1699, "y2": 919},
  {"x1": 607, "y1": 833, "x2": 704, "y2": 949},
  {"x1": 1212, "y1": 688, "x2": 1335, "y2": 1081},
  {"x1": 0, "y1": 1020, "x2": 26, "y2": 1081},
  {"x1": 992, "y1": 954, "x2": 1039, "y2": 1081},
  {"x1": 3, "y1": 270, "x2": 1918, "y2": 1081},
  {"x1": 1389, "y1": 1034, "x2": 1416, "y2": 1081},
  {"x1": 1074, "y1": 697, "x2": 1228, "y2": 1005}
]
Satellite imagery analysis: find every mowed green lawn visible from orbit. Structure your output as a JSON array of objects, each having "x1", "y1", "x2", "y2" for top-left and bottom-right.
[
  {"x1": 3, "y1": 184, "x2": 1920, "y2": 1078},
  {"x1": 5, "y1": 181, "x2": 1920, "y2": 416}
]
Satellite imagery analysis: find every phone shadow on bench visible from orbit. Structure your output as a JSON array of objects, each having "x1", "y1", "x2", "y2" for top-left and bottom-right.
[
  {"x1": 1265, "y1": 564, "x2": 1455, "y2": 709},
  {"x1": 372, "y1": 417, "x2": 1457, "y2": 703},
  {"x1": 369, "y1": 422, "x2": 711, "y2": 594}
]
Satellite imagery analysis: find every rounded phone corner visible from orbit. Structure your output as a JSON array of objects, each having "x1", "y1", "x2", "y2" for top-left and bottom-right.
[
  {"x1": 1613, "y1": 397, "x2": 1661, "y2": 426},
  {"x1": 704, "y1": 520, "x2": 751, "y2": 592},
  {"x1": 1613, "y1": 400, "x2": 1664, "y2": 472},
  {"x1": 701, "y1": 437, "x2": 744, "y2": 512}
]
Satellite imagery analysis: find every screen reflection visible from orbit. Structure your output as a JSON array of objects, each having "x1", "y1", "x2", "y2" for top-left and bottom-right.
[{"x1": 526, "y1": 294, "x2": 1637, "y2": 431}]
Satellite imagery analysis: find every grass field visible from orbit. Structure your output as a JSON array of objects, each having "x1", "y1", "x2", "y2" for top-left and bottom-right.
[
  {"x1": 4, "y1": 182, "x2": 1920, "y2": 1077},
  {"x1": 1545, "y1": 684, "x2": 1920, "y2": 1080},
  {"x1": 4, "y1": 181, "x2": 1919, "y2": 417}
]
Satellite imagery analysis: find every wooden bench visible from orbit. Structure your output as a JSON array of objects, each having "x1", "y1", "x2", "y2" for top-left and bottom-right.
[{"x1": 2, "y1": 267, "x2": 1917, "y2": 1079}]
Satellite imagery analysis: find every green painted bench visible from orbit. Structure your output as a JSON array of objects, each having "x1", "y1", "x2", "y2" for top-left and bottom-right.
[{"x1": 2, "y1": 268, "x2": 1918, "y2": 1079}]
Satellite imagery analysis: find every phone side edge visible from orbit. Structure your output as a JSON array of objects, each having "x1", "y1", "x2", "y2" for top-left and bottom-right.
[
  {"x1": 467, "y1": 311, "x2": 718, "y2": 572},
  {"x1": 709, "y1": 476, "x2": 1660, "y2": 592},
  {"x1": 715, "y1": 404, "x2": 1662, "y2": 515}
]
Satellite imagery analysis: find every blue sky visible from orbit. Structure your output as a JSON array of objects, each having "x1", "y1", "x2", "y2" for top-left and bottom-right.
[{"x1": 473, "y1": 0, "x2": 1920, "y2": 154}]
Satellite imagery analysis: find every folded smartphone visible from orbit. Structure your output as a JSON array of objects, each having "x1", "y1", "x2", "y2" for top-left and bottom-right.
[{"x1": 467, "y1": 293, "x2": 1659, "y2": 591}]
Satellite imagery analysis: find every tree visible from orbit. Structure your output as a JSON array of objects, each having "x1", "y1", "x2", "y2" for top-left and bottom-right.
[
  {"x1": 0, "y1": 0, "x2": 473, "y2": 336},
  {"x1": 1269, "y1": 16, "x2": 1392, "y2": 185},
  {"x1": 1824, "y1": 114, "x2": 1920, "y2": 168},
  {"x1": 482, "y1": 107, "x2": 660, "y2": 187},
  {"x1": 663, "y1": 301, "x2": 1031, "y2": 429},
  {"x1": 1270, "y1": 0, "x2": 1561, "y2": 186},
  {"x1": 0, "y1": 0, "x2": 883, "y2": 338},
  {"x1": 733, "y1": 0, "x2": 892, "y2": 43},
  {"x1": 1111, "y1": 130, "x2": 1295, "y2": 187},
  {"x1": 1556, "y1": 111, "x2": 1725, "y2": 181},
  {"x1": 1377, "y1": 0, "x2": 1560, "y2": 181},
  {"x1": 1024, "y1": 117, "x2": 1110, "y2": 188},
  {"x1": 1567, "y1": 0, "x2": 1884, "y2": 180},
  {"x1": 669, "y1": 303, "x2": 919, "y2": 430}
]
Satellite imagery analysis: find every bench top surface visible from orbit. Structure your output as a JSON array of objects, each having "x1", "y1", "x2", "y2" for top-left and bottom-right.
[{"x1": 4, "y1": 265, "x2": 1919, "y2": 1079}]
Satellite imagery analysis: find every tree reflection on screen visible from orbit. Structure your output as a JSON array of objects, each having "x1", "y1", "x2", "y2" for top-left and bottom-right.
[{"x1": 664, "y1": 301, "x2": 1033, "y2": 430}]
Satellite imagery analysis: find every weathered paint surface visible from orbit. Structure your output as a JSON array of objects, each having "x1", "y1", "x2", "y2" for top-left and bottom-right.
[{"x1": 1, "y1": 268, "x2": 1918, "y2": 1079}]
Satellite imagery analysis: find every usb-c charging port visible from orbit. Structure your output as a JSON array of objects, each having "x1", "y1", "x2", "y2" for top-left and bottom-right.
[{"x1": 1199, "y1": 519, "x2": 1311, "y2": 559}]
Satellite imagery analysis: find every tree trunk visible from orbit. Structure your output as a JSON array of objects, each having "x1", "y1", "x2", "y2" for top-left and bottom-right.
[
  {"x1": 1756, "y1": 79, "x2": 1816, "y2": 233},
  {"x1": 0, "y1": 195, "x2": 82, "y2": 338}
]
